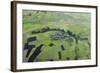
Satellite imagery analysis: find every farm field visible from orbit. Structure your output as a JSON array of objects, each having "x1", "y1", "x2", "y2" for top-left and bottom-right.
[{"x1": 22, "y1": 10, "x2": 91, "y2": 62}]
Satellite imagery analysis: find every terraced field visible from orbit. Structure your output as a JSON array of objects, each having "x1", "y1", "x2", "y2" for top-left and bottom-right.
[{"x1": 22, "y1": 10, "x2": 91, "y2": 62}]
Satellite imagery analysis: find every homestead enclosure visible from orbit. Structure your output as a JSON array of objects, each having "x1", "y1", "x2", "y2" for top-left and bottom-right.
[{"x1": 11, "y1": 1, "x2": 97, "y2": 72}]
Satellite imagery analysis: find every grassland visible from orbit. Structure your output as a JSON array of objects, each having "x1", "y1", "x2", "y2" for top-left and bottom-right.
[{"x1": 22, "y1": 10, "x2": 91, "y2": 62}]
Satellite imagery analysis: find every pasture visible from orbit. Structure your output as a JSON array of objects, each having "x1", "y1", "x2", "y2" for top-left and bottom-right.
[{"x1": 22, "y1": 10, "x2": 91, "y2": 62}]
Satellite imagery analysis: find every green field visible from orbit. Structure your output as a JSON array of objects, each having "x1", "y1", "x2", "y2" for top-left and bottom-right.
[{"x1": 22, "y1": 10, "x2": 91, "y2": 62}]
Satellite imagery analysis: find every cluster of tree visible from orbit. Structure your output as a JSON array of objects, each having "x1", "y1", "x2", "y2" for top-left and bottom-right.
[
  {"x1": 31, "y1": 26, "x2": 88, "y2": 44},
  {"x1": 51, "y1": 30, "x2": 88, "y2": 44},
  {"x1": 24, "y1": 36, "x2": 37, "y2": 57},
  {"x1": 31, "y1": 27, "x2": 65, "y2": 34}
]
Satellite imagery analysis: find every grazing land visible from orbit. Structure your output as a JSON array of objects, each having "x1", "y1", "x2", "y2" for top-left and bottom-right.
[{"x1": 22, "y1": 10, "x2": 91, "y2": 62}]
